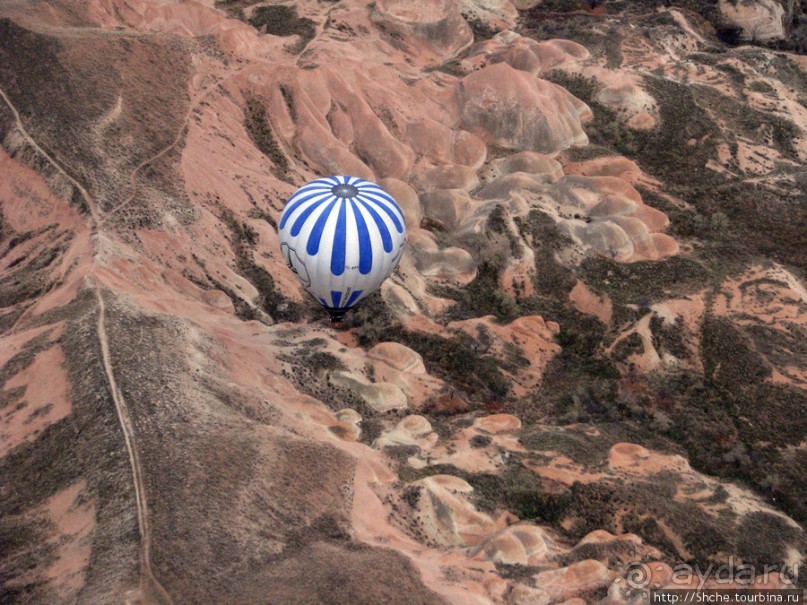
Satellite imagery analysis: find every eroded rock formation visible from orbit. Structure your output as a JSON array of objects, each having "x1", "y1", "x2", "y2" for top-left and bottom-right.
[{"x1": 1, "y1": 0, "x2": 805, "y2": 603}]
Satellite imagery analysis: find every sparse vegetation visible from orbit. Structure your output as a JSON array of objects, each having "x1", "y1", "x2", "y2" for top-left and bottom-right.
[
  {"x1": 219, "y1": 207, "x2": 304, "y2": 323},
  {"x1": 702, "y1": 316, "x2": 771, "y2": 388},
  {"x1": 338, "y1": 293, "x2": 511, "y2": 402},
  {"x1": 0, "y1": 226, "x2": 67, "y2": 310},
  {"x1": 215, "y1": 2, "x2": 316, "y2": 53},
  {"x1": 515, "y1": 210, "x2": 577, "y2": 299},
  {"x1": 611, "y1": 332, "x2": 644, "y2": 362},
  {"x1": 580, "y1": 256, "x2": 710, "y2": 306},
  {"x1": 464, "y1": 15, "x2": 497, "y2": 42},
  {"x1": 243, "y1": 94, "x2": 291, "y2": 182},
  {"x1": 649, "y1": 315, "x2": 689, "y2": 360},
  {"x1": 0, "y1": 17, "x2": 192, "y2": 225},
  {"x1": 438, "y1": 261, "x2": 521, "y2": 324},
  {"x1": 2, "y1": 0, "x2": 806, "y2": 597},
  {"x1": 249, "y1": 5, "x2": 316, "y2": 51}
]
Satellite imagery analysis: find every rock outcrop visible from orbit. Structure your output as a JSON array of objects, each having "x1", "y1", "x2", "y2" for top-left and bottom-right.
[
  {"x1": 458, "y1": 63, "x2": 591, "y2": 153},
  {"x1": 1, "y1": 0, "x2": 805, "y2": 602}
]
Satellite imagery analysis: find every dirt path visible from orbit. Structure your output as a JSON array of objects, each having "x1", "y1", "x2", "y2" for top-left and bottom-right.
[
  {"x1": 96, "y1": 111, "x2": 191, "y2": 228},
  {"x1": 98, "y1": 64, "x2": 255, "y2": 227},
  {"x1": 95, "y1": 287, "x2": 175, "y2": 605},
  {"x1": 0, "y1": 86, "x2": 101, "y2": 224},
  {"x1": 1, "y1": 82, "x2": 175, "y2": 604},
  {"x1": 0, "y1": 85, "x2": 102, "y2": 335}
]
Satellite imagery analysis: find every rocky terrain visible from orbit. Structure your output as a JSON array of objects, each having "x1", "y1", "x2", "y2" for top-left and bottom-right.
[{"x1": 0, "y1": 0, "x2": 805, "y2": 603}]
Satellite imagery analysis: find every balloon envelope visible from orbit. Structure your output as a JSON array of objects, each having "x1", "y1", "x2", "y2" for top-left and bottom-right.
[{"x1": 278, "y1": 175, "x2": 407, "y2": 319}]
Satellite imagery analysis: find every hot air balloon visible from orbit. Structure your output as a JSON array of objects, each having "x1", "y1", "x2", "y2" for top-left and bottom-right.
[{"x1": 278, "y1": 175, "x2": 407, "y2": 322}]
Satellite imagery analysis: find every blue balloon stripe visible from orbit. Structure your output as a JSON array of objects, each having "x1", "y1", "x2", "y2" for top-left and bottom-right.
[
  {"x1": 355, "y1": 199, "x2": 393, "y2": 253},
  {"x1": 306, "y1": 198, "x2": 339, "y2": 255},
  {"x1": 357, "y1": 196, "x2": 402, "y2": 241},
  {"x1": 279, "y1": 176, "x2": 407, "y2": 316},
  {"x1": 288, "y1": 183, "x2": 331, "y2": 199},
  {"x1": 356, "y1": 183, "x2": 401, "y2": 206},
  {"x1": 350, "y1": 201, "x2": 374, "y2": 274},
  {"x1": 357, "y1": 190, "x2": 404, "y2": 233},
  {"x1": 358, "y1": 184, "x2": 404, "y2": 214},
  {"x1": 279, "y1": 190, "x2": 331, "y2": 230},
  {"x1": 330, "y1": 200, "x2": 348, "y2": 276},
  {"x1": 290, "y1": 195, "x2": 334, "y2": 236},
  {"x1": 286, "y1": 184, "x2": 332, "y2": 203},
  {"x1": 345, "y1": 290, "x2": 363, "y2": 308},
  {"x1": 359, "y1": 187, "x2": 405, "y2": 223}
]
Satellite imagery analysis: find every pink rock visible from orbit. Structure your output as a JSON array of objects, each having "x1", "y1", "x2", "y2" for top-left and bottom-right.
[
  {"x1": 371, "y1": 0, "x2": 474, "y2": 63},
  {"x1": 719, "y1": 0, "x2": 786, "y2": 41},
  {"x1": 259, "y1": 66, "x2": 415, "y2": 180},
  {"x1": 457, "y1": 63, "x2": 591, "y2": 154},
  {"x1": 547, "y1": 174, "x2": 677, "y2": 262},
  {"x1": 473, "y1": 414, "x2": 521, "y2": 433},
  {"x1": 563, "y1": 156, "x2": 641, "y2": 182},
  {"x1": 633, "y1": 233, "x2": 679, "y2": 261},
  {"x1": 569, "y1": 281, "x2": 613, "y2": 324},
  {"x1": 508, "y1": 584, "x2": 551, "y2": 605},
  {"x1": 369, "y1": 342, "x2": 426, "y2": 374},
  {"x1": 330, "y1": 371, "x2": 409, "y2": 412},
  {"x1": 468, "y1": 33, "x2": 589, "y2": 75},
  {"x1": 489, "y1": 151, "x2": 563, "y2": 181},
  {"x1": 577, "y1": 529, "x2": 641, "y2": 547},
  {"x1": 421, "y1": 189, "x2": 473, "y2": 229},
  {"x1": 477, "y1": 172, "x2": 549, "y2": 200},
  {"x1": 407, "y1": 229, "x2": 478, "y2": 283},
  {"x1": 202, "y1": 289, "x2": 235, "y2": 313},
  {"x1": 374, "y1": 415, "x2": 437, "y2": 449},
  {"x1": 595, "y1": 81, "x2": 658, "y2": 130},
  {"x1": 404, "y1": 475, "x2": 497, "y2": 547},
  {"x1": 381, "y1": 281, "x2": 421, "y2": 315},
  {"x1": 534, "y1": 560, "x2": 614, "y2": 601},
  {"x1": 471, "y1": 523, "x2": 550, "y2": 565},
  {"x1": 608, "y1": 442, "x2": 690, "y2": 475},
  {"x1": 406, "y1": 119, "x2": 487, "y2": 169},
  {"x1": 459, "y1": 0, "x2": 519, "y2": 32},
  {"x1": 378, "y1": 177, "x2": 422, "y2": 227},
  {"x1": 413, "y1": 162, "x2": 480, "y2": 191},
  {"x1": 629, "y1": 204, "x2": 669, "y2": 232},
  {"x1": 475, "y1": 531, "x2": 529, "y2": 565},
  {"x1": 589, "y1": 195, "x2": 639, "y2": 219}
]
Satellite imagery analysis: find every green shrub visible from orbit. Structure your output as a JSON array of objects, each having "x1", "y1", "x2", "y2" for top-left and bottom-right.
[
  {"x1": 248, "y1": 6, "x2": 316, "y2": 50},
  {"x1": 243, "y1": 94, "x2": 290, "y2": 181}
]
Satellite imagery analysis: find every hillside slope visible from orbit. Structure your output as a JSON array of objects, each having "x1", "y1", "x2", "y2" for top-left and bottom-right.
[{"x1": 0, "y1": 1, "x2": 805, "y2": 603}]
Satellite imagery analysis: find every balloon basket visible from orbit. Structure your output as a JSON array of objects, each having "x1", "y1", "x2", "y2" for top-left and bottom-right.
[{"x1": 326, "y1": 308, "x2": 348, "y2": 324}]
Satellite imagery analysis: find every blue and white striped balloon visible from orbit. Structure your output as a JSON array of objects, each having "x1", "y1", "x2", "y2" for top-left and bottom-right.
[{"x1": 278, "y1": 175, "x2": 407, "y2": 320}]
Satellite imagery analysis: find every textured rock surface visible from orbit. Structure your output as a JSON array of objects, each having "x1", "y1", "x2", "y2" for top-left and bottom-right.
[
  {"x1": 467, "y1": 32, "x2": 590, "y2": 75},
  {"x1": 330, "y1": 371, "x2": 409, "y2": 412},
  {"x1": 1, "y1": 0, "x2": 805, "y2": 603},
  {"x1": 371, "y1": 0, "x2": 474, "y2": 64},
  {"x1": 403, "y1": 475, "x2": 498, "y2": 547},
  {"x1": 470, "y1": 524, "x2": 553, "y2": 565},
  {"x1": 719, "y1": 0, "x2": 786, "y2": 41},
  {"x1": 458, "y1": 63, "x2": 591, "y2": 153}
]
